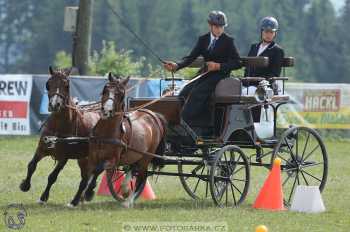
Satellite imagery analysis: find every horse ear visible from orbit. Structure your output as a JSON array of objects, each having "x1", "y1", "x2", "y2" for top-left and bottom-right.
[
  {"x1": 65, "y1": 67, "x2": 72, "y2": 77},
  {"x1": 108, "y1": 72, "x2": 114, "y2": 82},
  {"x1": 121, "y1": 76, "x2": 130, "y2": 86},
  {"x1": 49, "y1": 66, "x2": 54, "y2": 75}
]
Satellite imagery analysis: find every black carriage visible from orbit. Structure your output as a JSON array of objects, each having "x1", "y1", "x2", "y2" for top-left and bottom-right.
[
  {"x1": 41, "y1": 57, "x2": 328, "y2": 208},
  {"x1": 127, "y1": 56, "x2": 328, "y2": 207}
]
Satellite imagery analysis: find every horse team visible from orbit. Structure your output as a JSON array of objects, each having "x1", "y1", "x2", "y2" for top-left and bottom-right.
[{"x1": 19, "y1": 67, "x2": 166, "y2": 208}]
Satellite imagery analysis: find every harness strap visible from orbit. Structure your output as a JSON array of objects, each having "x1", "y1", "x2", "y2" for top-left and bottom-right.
[
  {"x1": 89, "y1": 137, "x2": 166, "y2": 160},
  {"x1": 137, "y1": 108, "x2": 165, "y2": 135}
]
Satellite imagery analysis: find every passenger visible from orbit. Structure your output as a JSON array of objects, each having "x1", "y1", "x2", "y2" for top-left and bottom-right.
[{"x1": 245, "y1": 16, "x2": 284, "y2": 122}]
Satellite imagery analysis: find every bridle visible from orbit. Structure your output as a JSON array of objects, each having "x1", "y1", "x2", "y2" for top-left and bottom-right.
[{"x1": 101, "y1": 82, "x2": 127, "y2": 117}]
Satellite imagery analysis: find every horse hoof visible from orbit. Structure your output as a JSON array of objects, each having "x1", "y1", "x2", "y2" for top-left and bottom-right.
[
  {"x1": 84, "y1": 190, "x2": 95, "y2": 202},
  {"x1": 37, "y1": 199, "x2": 46, "y2": 205},
  {"x1": 121, "y1": 201, "x2": 133, "y2": 209},
  {"x1": 19, "y1": 181, "x2": 31, "y2": 192},
  {"x1": 66, "y1": 203, "x2": 77, "y2": 208}
]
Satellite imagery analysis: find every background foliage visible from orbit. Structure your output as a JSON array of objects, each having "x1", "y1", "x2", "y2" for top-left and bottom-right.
[{"x1": 0, "y1": 0, "x2": 349, "y2": 82}]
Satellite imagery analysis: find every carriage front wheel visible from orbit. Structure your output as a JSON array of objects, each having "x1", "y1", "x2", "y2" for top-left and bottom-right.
[
  {"x1": 105, "y1": 167, "x2": 147, "y2": 203},
  {"x1": 271, "y1": 126, "x2": 328, "y2": 207},
  {"x1": 209, "y1": 145, "x2": 250, "y2": 207}
]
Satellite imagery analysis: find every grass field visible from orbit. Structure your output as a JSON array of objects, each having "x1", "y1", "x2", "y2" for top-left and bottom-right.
[{"x1": 0, "y1": 136, "x2": 349, "y2": 232}]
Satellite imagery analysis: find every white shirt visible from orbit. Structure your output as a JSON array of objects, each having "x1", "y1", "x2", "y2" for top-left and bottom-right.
[
  {"x1": 257, "y1": 42, "x2": 270, "y2": 56},
  {"x1": 208, "y1": 33, "x2": 219, "y2": 49}
]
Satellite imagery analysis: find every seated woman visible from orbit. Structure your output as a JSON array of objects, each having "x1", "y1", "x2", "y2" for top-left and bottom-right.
[
  {"x1": 244, "y1": 16, "x2": 284, "y2": 123},
  {"x1": 244, "y1": 16, "x2": 284, "y2": 94}
]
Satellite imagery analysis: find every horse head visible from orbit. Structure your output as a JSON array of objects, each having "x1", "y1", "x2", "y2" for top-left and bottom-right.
[
  {"x1": 46, "y1": 66, "x2": 72, "y2": 112},
  {"x1": 101, "y1": 72, "x2": 130, "y2": 119}
]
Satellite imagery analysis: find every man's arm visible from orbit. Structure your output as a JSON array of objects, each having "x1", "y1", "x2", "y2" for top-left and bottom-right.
[
  {"x1": 220, "y1": 38, "x2": 242, "y2": 73},
  {"x1": 176, "y1": 37, "x2": 202, "y2": 71}
]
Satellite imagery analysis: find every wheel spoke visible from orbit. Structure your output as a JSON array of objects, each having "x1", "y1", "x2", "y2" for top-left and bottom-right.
[
  {"x1": 282, "y1": 174, "x2": 292, "y2": 187},
  {"x1": 303, "y1": 144, "x2": 320, "y2": 162},
  {"x1": 229, "y1": 180, "x2": 242, "y2": 195},
  {"x1": 300, "y1": 171, "x2": 309, "y2": 185},
  {"x1": 301, "y1": 162, "x2": 324, "y2": 169},
  {"x1": 193, "y1": 165, "x2": 205, "y2": 193},
  {"x1": 284, "y1": 138, "x2": 297, "y2": 163},
  {"x1": 233, "y1": 166, "x2": 244, "y2": 175},
  {"x1": 288, "y1": 174, "x2": 298, "y2": 204},
  {"x1": 301, "y1": 132, "x2": 311, "y2": 161},
  {"x1": 225, "y1": 182, "x2": 228, "y2": 206},
  {"x1": 276, "y1": 153, "x2": 294, "y2": 167},
  {"x1": 282, "y1": 167, "x2": 298, "y2": 172},
  {"x1": 301, "y1": 169, "x2": 322, "y2": 183},
  {"x1": 296, "y1": 172, "x2": 300, "y2": 185},
  {"x1": 235, "y1": 153, "x2": 241, "y2": 163},
  {"x1": 214, "y1": 182, "x2": 225, "y2": 202},
  {"x1": 205, "y1": 169, "x2": 209, "y2": 198},
  {"x1": 230, "y1": 183, "x2": 237, "y2": 205},
  {"x1": 295, "y1": 129, "x2": 299, "y2": 156}
]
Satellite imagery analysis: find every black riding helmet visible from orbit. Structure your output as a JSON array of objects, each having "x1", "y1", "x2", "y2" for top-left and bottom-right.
[
  {"x1": 260, "y1": 16, "x2": 279, "y2": 32},
  {"x1": 207, "y1": 11, "x2": 227, "y2": 27}
]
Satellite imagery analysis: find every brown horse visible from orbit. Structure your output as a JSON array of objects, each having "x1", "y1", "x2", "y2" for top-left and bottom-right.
[
  {"x1": 72, "y1": 73, "x2": 166, "y2": 207},
  {"x1": 19, "y1": 67, "x2": 103, "y2": 207}
]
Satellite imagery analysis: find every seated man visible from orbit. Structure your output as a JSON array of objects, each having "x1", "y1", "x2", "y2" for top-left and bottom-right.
[
  {"x1": 164, "y1": 11, "x2": 241, "y2": 136},
  {"x1": 244, "y1": 16, "x2": 285, "y2": 122}
]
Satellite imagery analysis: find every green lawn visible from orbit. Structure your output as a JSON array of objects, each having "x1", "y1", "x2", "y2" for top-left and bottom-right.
[{"x1": 0, "y1": 136, "x2": 349, "y2": 231}]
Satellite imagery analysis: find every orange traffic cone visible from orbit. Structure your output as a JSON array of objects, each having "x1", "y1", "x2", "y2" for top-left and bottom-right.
[
  {"x1": 253, "y1": 158, "x2": 286, "y2": 211},
  {"x1": 97, "y1": 171, "x2": 156, "y2": 200},
  {"x1": 97, "y1": 171, "x2": 110, "y2": 196},
  {"x1": 140, "y1": 180, "x2": 156, "y2": 200}
]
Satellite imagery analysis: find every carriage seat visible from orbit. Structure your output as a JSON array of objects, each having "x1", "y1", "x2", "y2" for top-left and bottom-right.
[
  {"x1": 212, "y1": 77, "x2": 290, "y2": 104},
  {"x1": 212, "y1": 78, "x2": 243, "y2": 104}
]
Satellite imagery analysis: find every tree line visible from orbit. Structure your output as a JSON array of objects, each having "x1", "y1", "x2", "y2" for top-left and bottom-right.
[{"x1": 0, "y1": 0, "x2": 349, "y2": 83}]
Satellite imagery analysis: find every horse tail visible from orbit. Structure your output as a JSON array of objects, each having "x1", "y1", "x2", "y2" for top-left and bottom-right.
[{"x1": 150, "y1": 113, "x2": 167, "y2": 171}]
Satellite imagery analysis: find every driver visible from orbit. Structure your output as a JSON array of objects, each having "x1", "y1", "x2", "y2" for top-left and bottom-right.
[{"x1": 164, "y1": 11, "x2": 241, "y2": 136}]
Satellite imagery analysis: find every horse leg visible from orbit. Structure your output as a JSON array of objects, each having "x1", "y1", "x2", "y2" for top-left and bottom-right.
[
  {"x1": 19, "y1": 151, "x2": 44, "y2": 192},
  {"x1": 83, "y1": 161, "x2": 105, "y2": 202},
  {"x1": 68, "y1": 158, "x2": 91, "y2": 207},
  {"x1": 122, "y1": 161, "x2": 149, "y2": 208},
  {"x1": 38, "y1": 158, "x2": 68, "y2": 203},
  {"x1": 121, "y1": 169, "x2": 133, "y2": 198}
]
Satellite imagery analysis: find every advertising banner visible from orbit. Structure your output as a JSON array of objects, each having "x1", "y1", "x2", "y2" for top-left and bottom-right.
[{"x1": 0, "y1": 75, "x2": 32, "y2": 135}]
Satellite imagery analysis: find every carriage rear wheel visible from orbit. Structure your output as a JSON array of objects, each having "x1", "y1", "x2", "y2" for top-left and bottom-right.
[
  {"x1": 106, "y1": 167, "x2": 147, "y2": 202},
  {"x1": 209, "y1": 145, "x2": 250, "y2": 207},
  {"x1": 271, "y1": 126, "x2": 328, "y2": 207}
]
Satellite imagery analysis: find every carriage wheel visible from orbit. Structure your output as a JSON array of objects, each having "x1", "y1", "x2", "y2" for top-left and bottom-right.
[
  {"x1": 178, "y1": 159, "x2": 211, "y2": 200},
  {"x1": 271, "y1": 126, "x2": 328, "y2": 207},
  {"x1": 209, "y1": 145, "x2": 250, "y2": 207},
  {"x1": 106, "y1": 167, "x2": 146, "y2": 202}
]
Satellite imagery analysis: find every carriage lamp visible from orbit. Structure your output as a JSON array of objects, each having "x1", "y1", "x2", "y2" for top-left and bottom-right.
[{"x1": 254, "y1": 80, "x2": 273, "y2": 102}]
